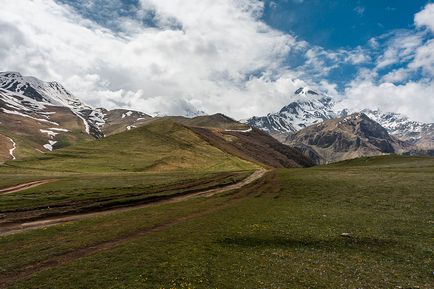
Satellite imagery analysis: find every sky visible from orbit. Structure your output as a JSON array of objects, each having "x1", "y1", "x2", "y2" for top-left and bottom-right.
[{"x1": 0, "y1": 0, "x2": 433, "y2": 122}]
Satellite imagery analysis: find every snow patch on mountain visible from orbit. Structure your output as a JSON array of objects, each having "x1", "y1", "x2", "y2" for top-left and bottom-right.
[
  {"x1": 122, "y1": 111, "x2": 133, "y2": 119},
  {"x1": 7, "y1": 137, "x2": 16, "y2": 160},
  {"x1": 43, "y1": 140, "x2": 57, "y2": 151},
  {"x1": 360, "y1": 109, "x2": 433, "y2": 141},
  {"x1": 49, "y1": 127, "x2": 69, "y2": 132},
  {"x1": 246, "y1": 87, "x2": 337, "y2": 134},
  {"x1": 1, "y1": 106, "x2": 59, "y2": 126},
  {"x1": 0, "y1": 72, "x2": 103, "y2": 137},
  {"x1": 247, "y1": 87, "x2": 433, "y2": 144},
  {"x1": 40, "y1": 129, "x2": 58, "y2": 137},
  {"x1": 224, "y1": 127, "x2": 253, "y2": 133}
]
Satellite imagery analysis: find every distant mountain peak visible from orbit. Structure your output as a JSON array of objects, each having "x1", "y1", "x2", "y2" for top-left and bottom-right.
[
  {"x1": 246, "y1": 87, "x2": 337, "y2": 135},
  {"x1": 286, "y1": 112, "x2": 405, "y2": 164},
  {"x1": 294, "y1": 87, "x2": 319, "y2": 96},
  {"x1": 247, "y1": 86, "x2": 433, "y2": 146},
  {"x1": 1, "y1": 71, "x2": 22, "y2": 78}
]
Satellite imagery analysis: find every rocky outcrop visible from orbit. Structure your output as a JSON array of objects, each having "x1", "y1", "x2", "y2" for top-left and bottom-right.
[{"x1": 286, "y1": 113, "x2": 406, "y2": 164}]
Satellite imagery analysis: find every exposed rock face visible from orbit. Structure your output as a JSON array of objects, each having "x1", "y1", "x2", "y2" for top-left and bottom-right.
[
  {"x1": 190, "y1": 126, "x2": 315, "y2": 168},
  {"x1": 361, "y1": 109, "x2": 434, "y2": 143},
  {"x1": 286, "y1": 113, "x2": 406, "y2": 164},
  {"x1": 245, "y1": 87, "x2": 337, "y2": 137},
  {"x1": 247, "y1": 87, "x2": 433, "y2": 153}
]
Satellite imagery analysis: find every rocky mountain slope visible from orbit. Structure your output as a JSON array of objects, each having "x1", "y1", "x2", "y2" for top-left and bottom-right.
[
  {"x1": 0, "y1": 72, "x2": 104, "y2": 137},
  {"x1": 0, "y1": 72, "x2": 151, "y2": 160},
  {"x1": 286, "y1": 113, "x2": 406, "y2": 164},
  {"x1": 174, "y1": 114, "x2": 314, "y2": 168},
  {"x1": 360, "y1": 109, "x2": 434, "y2": 150},
  {"x1": 246, "y1": 87, "x2": 337, "y2": 139},
  {"x1": 247, "y1": 87, "x2": 433, "y2": 151}
]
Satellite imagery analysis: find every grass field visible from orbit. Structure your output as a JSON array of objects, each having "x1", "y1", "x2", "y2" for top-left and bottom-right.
[
  {"x1": 0, "y1": 171, "x2": 251, "y2": 223},
  {"x1": 0, "y1": 155, "x2": 432, "y2": 288},
  {"x1": 0, "y1": 119, "x2": 258, "y2": 223},
  {"x1": 3, "y1": 120, "x2": 257, "y2": 173}
]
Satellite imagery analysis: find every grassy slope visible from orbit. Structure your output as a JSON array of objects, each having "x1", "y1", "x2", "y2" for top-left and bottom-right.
[
  {"x1": 0, "y1": 120, "x2": 258, "y2": 222},
  {"x1": 0, "y1": 155, "x2": 432, "y2": 288},
  {"x1": 0, "y1": 171, "x2": 251, "y2": 223},
  {"x1": 3, "y1": 119, "x2": 256, "y2": 173},
  {"x1": 165, "y1": 113, "x2": 249, "y2": 130}
]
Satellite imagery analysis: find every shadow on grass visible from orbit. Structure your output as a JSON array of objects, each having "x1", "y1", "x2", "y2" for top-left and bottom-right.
[{"x1": 218, "y1": 235, "x2": 399, "y2": 251}]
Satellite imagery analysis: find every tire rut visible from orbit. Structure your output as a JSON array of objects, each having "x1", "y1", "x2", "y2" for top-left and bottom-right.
[{"x1": 0, "y1": 170, "x2": 266, "y2": 288}]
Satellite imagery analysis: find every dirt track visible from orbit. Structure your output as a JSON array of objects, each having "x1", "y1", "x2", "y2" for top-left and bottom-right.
[
  {"x1": 0, "y1": 169, "x2": 267, "y2": 288},
  {"x1": 0, "y1": 169, "x2": 267, "y2": 236},
  {"x1": 0, "y1": 180, "x2": 56, "y2": 195}
]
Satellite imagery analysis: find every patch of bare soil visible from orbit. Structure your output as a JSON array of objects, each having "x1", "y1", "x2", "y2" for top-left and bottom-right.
[
  {"x1": 190, "y1": 127, "x2": 314, "y2": 168},
  {"x1": 0, "y1": 180, "x2": 56, "y2": 195}
]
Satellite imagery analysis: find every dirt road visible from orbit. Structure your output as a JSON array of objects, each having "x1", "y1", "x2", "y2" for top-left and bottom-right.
[
  {"x1": 0, "y1": 169, "x2": 267, "y2": 236},
  {"x1": 0, "y1": 180, "x2": 56, "y2": 195}
]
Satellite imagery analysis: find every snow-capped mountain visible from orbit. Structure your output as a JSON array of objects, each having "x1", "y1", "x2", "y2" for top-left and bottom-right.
[
  {"x1": 286, "y1": 112, "x2": 407, "y2": 164},
  {"x1": 247, "y1": 87, "x2": 433, "y2": 149},
  {"x1": 246, "y1": 87, "x2": 337, "y2": 135},
  {"x1": 360, "y1": 109, "x2": 434, "y2": 141},
  {"x1": 0, "y1": 71, "x2": 104, "y2": 138},
  {"x1": 0, "y1": 72, "x2": 152, "y2": 159}
]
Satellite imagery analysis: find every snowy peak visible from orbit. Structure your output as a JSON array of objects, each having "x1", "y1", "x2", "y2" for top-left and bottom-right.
[
  {"x1": 360, "y1": 109, "x2": 433, "y2": 141},
  {"x1": 292, "y1": 87, "x2": 331, "y2": 104},
  {"x1": 0, "y1": 71, "x2": 104, "y2": 138},
  {"x1": 0, "y1": 72, "x2": 85, "y2": 109},
  {"x1": 246, "y1": 87, "x2": 337, "y2": 134},
  {"x1": 247, "y1": 86, "x2": 432, "y2": 148},
  {"x1": 294, "y1": 87, "x2": 319, "y2": 96}
]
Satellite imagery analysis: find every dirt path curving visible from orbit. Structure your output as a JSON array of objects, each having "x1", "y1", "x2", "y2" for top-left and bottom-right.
[
  {"x1": 0, "y1": 194, "x2": 252, "y2": 288},
  {"x1": 0, "y1": 169, "x2": 267, "y2": 288},
  {"x1": 0, "y1": 180, "x2": 56, "y2": 196},
  {"x1": 0, "y1": 169, "x2": 267, "y2": 236}
]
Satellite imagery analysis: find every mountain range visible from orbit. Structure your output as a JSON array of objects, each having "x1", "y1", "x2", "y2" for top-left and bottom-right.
[
  {"x1": 246, "y1": 86, "x2": 433, "y2": 152},
  {"x1": 0, "y1": 72, "x2": 432, "y2": 164},
  {"x1": 246, "y1": 87, "x2": 337, "y2": 141}
]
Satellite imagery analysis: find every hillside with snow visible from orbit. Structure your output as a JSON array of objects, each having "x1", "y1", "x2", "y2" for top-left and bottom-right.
[
  {"x1": 246, "y1": 87, "x2": 337, "y2": 136},
  {"x1": 0, "y1": 72, "x2": 152, "y2": 160},
  {"x1": 246, "y1": 87, "x2": 433, "y2": 150}
]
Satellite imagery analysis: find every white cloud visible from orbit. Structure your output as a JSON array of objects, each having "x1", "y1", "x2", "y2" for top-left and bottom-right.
[
  {"x1": 0, "y1": 0, "x2": 308, "y2": 119},
  {"x1": 0, "y1": 0, "x2": 432, "y2": 123},
  {"x1": 341, "y1": 4, "x2": 434, "y2": 122},
  {"x1": 381, "y1": 68, "x2": 410, "y2": 83},
  {"x1": 408, "y1": 39, "x2": 434, "y2": 76},
  {"x1": 375, "y1": 31, "x2": 424, "y2": 70},
  {"x1": 343, "y1": 79, "x2": 434, "y2": 123},
  {"x1": 415, "y1": 3, "x2": 434, "y2": 33}
]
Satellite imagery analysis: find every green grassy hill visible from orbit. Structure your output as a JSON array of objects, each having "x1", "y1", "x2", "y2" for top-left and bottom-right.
[
  {"x1": 5, "y1": 119, "x2": 258, "y2": 173},
  {"x1": 165, "y1": 113, "x2": 249, "y2": 130},
  {"x1": 0, "y1": 119, "x2": 258, "y2": 224}
]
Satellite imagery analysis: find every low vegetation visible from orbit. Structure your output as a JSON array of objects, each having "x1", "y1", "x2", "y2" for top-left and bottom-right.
[
  {"x1": 0, "y1": 155, "x2": 432, "y2": 288},
  {"x1": 3, "y1": 120, "x2": 257, "y2": 173}
]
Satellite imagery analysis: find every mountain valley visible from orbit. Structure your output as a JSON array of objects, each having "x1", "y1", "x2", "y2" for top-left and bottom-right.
[{"x1": 0, "y1": 71, "x2": 433, "y2": 289}]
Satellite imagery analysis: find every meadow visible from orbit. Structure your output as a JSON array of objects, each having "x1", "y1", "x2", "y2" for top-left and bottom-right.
[{"x1": 0, "y1": 155, "x2": 432, "y2": 288}]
